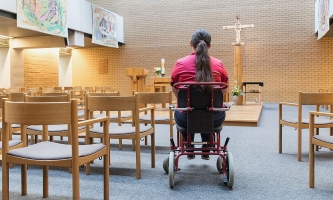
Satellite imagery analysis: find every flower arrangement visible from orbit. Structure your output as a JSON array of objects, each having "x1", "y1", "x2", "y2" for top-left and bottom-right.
[
  {"x1": 153, "y1": 67, "x2": 162, "y2": 76},
  {"x1": 231, "y1": 85, "x2": 244, "y2": 96}
]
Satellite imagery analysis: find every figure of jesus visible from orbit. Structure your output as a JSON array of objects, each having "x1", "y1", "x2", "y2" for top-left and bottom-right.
[{"x1": 223, "y1": 13, "x2": 254, "y2": 45}]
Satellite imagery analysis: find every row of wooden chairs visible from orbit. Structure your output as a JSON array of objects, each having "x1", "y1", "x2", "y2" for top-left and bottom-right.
[
  {"x1": 278, "y1": 91, "x2": 333, "y2": 189},
  {"x1": 0, "y1": 90, "x2": 175, "y2": 199}
]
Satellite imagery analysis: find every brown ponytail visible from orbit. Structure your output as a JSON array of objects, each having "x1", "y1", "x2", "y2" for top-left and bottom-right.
[{"x1": 191, "y1": 29, "x2": 213, "y2": 93}]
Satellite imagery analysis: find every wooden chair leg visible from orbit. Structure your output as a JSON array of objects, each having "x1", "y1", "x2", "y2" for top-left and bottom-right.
[
  {"x1": 42, "y1": 166, "x2": 49, "y2": 198},
  {"x1": 135, "y1": 138, "x2": 141, "y2": 179},
  {"x1": 145, "y1": 136, "x2": 148, "y2": 145},
  {"x1": 297, "y1": 129, "x2": 302, "y2": 161},
  {"x1": 103, "y1": 153, "x2": 110, "y2": 200},
  {"x1": 309, "y1": 142, "x2": 315, "y2": 188},
  {"x1": 151, "y1": 134, "x2": 155, "y2": 168},
  {"x1": 278, "y1": 124, "x2": 282, "y2": 153},
  {"x1": 2, "y1": 162, "x2": 10, "y2": 200},
  {"x1": 72, "y1": 162, "x2": 80, "y2": 199},
  {"x1": 22, "y1": 164, "x2": 28, "y2": 196}
]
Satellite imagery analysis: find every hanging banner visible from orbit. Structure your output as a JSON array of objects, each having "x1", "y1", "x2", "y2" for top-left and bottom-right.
[
  {"x1": 318, "y1": 0, "x2": 329, "y2": 40},
  {"x1": 17, "y1": 0, "x2": 68, "y2": 38},
  {"x1": 91, "y1": 4, "x2": 118, "y2": 48}
]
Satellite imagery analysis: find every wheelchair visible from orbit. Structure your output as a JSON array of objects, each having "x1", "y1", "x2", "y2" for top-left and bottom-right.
[{"x1": 163, "y1": 82, "x2": 234, "y2": 188}]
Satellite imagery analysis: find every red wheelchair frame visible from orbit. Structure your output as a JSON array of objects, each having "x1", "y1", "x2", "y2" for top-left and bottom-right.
[{"x1": 163, "y1": 82, "x2": 234, "y2": 188}]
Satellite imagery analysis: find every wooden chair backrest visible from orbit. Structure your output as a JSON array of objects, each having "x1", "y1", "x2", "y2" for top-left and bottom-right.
[
  {"x1": 8, "y1": 92, "x2": 26, "y2": 102},
  {"x1": 103, "y1": 86, "x2": 112, "y2": 92},
  {"x1": 54, "y1": 86, "x2": 63, "y2": 92},
  {"x1": 85, "y1": 95, "x2": 136, "y2": 113},
  {"x1": 3, "y1": 100, "x2": 74, "y2": 126},
  {"x1": 95, "y1": 86, "x2": 103, "y2": 93},
  {"x1": 41, "y1": 91, "x2": 74, "y2": 98},
  {"x1": 64, "y1": 86, "x2": 73, "y2": 92},
  {"x1": 299, "y1": 92, "x2": 333, "y2": 113},
  {"x1": 42, "y1": 87, "x2": 54, "y2": 92},
  {"x1": 87, "y1": 92, "x2": 120, "y2": 97},
  {"x1": 135, "y1": 91, "x2": 173, "y2": 104},
  {"x1": 84, "y1": 87, "x2": 94, "y2": 92},
  {"x1": 26, "y1": 88, "x2": 39, "y2": 96},
  {"x1": 25, "y1": 94, "x2": 71, "y2": 102},
  {"x1": 5, "y1": 88, "x2": 21, "y2": 93}
]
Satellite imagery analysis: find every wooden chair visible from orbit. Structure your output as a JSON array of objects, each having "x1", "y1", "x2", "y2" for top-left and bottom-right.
[
  {"x1": 24, "y1": 94, "x2": 86, "y2": 144},
  {"x1": 84, "y1": 86, "x2": 94, "y2": 92},
  {"x1": 0, "y1": 96, "x2": 24, "y2": 158},
  {"x1": 63, "y1": 86, "x2": 73, "y2": 92},
  {"x1": 88, "y1": 92, "x2": 133, "y2": 149},
  {"x1": 1, "y1": 99, "x2": 110, "y2": 199},
  {"x1": 5, "y1": 88, "x2": 21, "y2": 93},
  {"x1": 136, "y1": 91, "x2": 175, "y2": 145},
  {"x1": 103, "y1": 86, "x2": 112, "y2": 92},
  {"x1": 85, "y1": 93, "x2": 155, "y2": 179},
  {"x1": 279, "y1": 91, "x2": 333, "y2": 161},
  {"x1": 54, "y1": 86, "x2": 63, "y2": 92},
  {"x1": 7, "y1": 92, "x2": 26, "y2": 102},
  {"x1": 25, "y1": 88, "x2": 39, "y2": 96},
  {"x1": 309, "y1": 111, "x2": 333, "y2": 188},
  {"x1": 95, "y1": 86, "x2": 103, "y2": 93},
  {"x1": 73, "y1": 86, "x2": 84, "y2": 105},
  {"x1": 42, "y1": 87, "x2": 54, "y2": 92}
]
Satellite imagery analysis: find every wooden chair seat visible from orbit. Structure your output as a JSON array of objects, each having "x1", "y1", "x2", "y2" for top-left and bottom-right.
[
  {"x1": 0, "y1": 140, "x2": 22, "y2": 151},
  {"x1": 7, "y1": 141, "x2": 105, "y2": 160},
  {"x1": 313, "y1": 134, "x2": 333, "y2": 144},
  {"x1": 139, "y1": 114, "x2": 170, "y2": 121},
  {"x1": 27, "y1": 124, "x2": 85, "y2": 132},
  {"x1": 281, "y1": 116, "x2": 333, "y2": 124},
  {"x1": 94, "y1": 112, "x2": 132, "y2": 120},
  {"x1": 90, "y1": 123, "x2": 152, "y2": 135}
]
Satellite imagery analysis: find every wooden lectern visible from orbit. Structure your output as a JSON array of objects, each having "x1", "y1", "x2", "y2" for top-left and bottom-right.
[{"x1": 126, "y1": 68, "x2": 148, "y2": 93}]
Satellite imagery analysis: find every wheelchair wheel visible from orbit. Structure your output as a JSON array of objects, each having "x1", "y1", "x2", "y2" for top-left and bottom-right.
[
  {"x1": 168, "y1": 151, "x2": 175, "y2": 188},
  {"x1": 163, "y1": 155, "x2": 169, "y2": 173},
  {"x1": 224, "y1": 151, "x2": 234, "y2": 188},
  {"x1": 216, "y1": 156, "x2": 222, "y2": 173}
]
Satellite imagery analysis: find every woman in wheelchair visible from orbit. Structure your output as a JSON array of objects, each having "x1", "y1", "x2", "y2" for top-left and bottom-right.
[{"x1": 170, "y1": 29, "x2": 229, "y2": 160}]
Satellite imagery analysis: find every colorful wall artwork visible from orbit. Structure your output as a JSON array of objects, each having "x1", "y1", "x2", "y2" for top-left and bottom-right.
[
  {"x1": 17, "y1": 0, "x2": 68, "y2": 38},
  {"x1": 92, "y1": 4, "x2": 118, "y2": 48},
  {"x1": 318, "y1": 0, "x2": 329, "y2": 40}
]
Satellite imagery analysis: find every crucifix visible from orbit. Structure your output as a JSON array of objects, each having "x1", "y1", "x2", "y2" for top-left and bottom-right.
[
  {"x1": 223, "y1": 12, "x2": 254, "y2": 46},
  {"x1": 223, "y1": 13, "x2": 254, "y2": 105}
]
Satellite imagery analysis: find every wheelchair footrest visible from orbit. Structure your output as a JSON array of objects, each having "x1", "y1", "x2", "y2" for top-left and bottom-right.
[{"x1": 190, "y1": 142, "x2": 208, "y2": 145}]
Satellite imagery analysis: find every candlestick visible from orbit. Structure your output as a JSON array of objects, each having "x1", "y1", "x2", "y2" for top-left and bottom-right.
[{"x1": 161, "y1": 58, "x2": 165, "y2": 68}]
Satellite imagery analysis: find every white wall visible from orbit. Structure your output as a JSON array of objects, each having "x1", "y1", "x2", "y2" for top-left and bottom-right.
[
  {"x1": 0, "y1": 0, "x2": 16, "y2": 13},
  {"x1": 0, "y1": 47, "x2": 11, "y2": 88}
]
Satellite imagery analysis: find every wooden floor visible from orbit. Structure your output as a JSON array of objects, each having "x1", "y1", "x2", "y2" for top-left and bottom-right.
[{"x1": 153, "y1": 102, "x2": 263, "y2": 127}]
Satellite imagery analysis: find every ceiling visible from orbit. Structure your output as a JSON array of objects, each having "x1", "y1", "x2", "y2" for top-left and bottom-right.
[{"x1": 0, "y1": 12, "x2": 99, "y2": 48}]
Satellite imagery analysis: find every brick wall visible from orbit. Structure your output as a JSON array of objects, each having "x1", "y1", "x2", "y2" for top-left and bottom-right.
[
  {"x1": 27, "y1": 1, "x2": 333, "y2": 102},
  {"x1": 24, "y1": 48, "x2": 58, "y2": 88}
]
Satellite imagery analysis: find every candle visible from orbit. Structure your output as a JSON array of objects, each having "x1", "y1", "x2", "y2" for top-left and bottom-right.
[{"x1": 161, "y1": 58, "x2": 165, "y2": 68}]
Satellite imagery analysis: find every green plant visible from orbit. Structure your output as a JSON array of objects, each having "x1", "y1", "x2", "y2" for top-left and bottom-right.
[
  {"x1": 153, "y1": 67, "x2": 162, "y2": 76},
  {"x1": 231, "y1": 85, "x2": 244, "y2": 96}
]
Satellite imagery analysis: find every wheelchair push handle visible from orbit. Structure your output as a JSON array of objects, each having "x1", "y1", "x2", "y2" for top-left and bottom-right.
[{"x1": 173, "y1": 82, "x2": 228, "y2": 89}]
